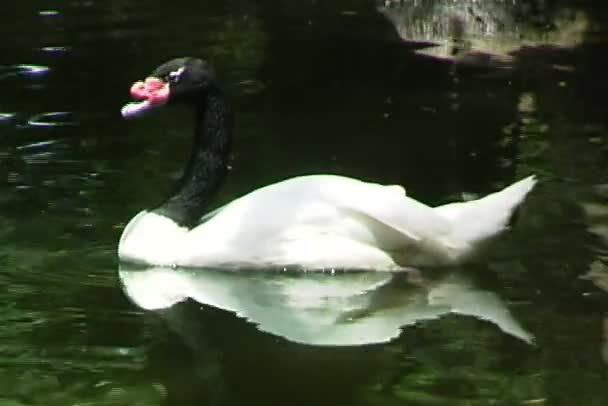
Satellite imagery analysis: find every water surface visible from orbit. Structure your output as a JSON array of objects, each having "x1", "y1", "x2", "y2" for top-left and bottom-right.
[{"x1": 1, "y1": 1, "x2": 607, "y2": 405}]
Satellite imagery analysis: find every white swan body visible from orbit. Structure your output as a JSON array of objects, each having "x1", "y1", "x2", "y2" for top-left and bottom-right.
[{"x1": 118, "y1": 174, "x2": 536, "y2": 270}]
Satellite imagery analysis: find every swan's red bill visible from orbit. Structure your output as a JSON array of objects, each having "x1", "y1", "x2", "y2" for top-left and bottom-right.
[
  {"x1": 130, "y1": 77, "x2": 168, "y2": 103},
  {"x1": 121, "y1": 77, "x2": 170, "y2": 119}
]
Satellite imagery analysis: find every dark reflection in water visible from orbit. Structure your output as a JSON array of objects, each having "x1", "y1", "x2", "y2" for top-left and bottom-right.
[{"x1": 0, "y1": 0, "x2": 608, "y2": 405}]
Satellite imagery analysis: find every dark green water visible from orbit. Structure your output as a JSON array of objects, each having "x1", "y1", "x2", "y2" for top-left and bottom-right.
[{"x1": 1, "y1": 1, "x2": 608, "y2": 405}]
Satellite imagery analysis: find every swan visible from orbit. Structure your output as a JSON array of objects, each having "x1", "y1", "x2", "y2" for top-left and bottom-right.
[{"x1": 119, "y1": 57, "x2": 536, "y2": 270}]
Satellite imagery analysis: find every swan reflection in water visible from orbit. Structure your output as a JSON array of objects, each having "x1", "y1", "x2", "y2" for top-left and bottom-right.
[{"x1": 118, "y1": 265, "x2": 533, "y2": 347}]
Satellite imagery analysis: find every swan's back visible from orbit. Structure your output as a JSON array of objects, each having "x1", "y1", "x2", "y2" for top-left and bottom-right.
[{"x1": 177, "y1": 175, "x2": 455, "y2": 269}]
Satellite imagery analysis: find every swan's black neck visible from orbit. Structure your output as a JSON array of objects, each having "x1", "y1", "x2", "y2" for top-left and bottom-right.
[{"x1": 153, "y1": 87, "x2": 233, "y2": 228}]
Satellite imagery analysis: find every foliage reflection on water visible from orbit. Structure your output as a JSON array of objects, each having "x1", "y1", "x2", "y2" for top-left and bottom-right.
[{"x1": 0, "y1": 0, "x2": 607, "y2": 405}]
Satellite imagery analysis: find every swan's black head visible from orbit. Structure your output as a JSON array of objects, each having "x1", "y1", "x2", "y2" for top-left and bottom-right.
[{"x1": 121, "y1": 57, "x2": 217, "y2": 118}]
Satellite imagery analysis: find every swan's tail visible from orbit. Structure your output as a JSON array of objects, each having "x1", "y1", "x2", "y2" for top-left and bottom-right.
[{"x1": 434, "y1": 175, "x2": 537, "y2": 260}]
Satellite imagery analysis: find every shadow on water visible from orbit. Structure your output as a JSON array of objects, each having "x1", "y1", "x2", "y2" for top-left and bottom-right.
[{"x1": 0, "y1": 0, "x2": 608, "y2": 405}]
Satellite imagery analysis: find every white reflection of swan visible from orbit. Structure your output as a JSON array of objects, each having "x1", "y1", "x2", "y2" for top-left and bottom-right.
[{"x1": 119, "y1": 265, "x2": 533, "y2": 346}]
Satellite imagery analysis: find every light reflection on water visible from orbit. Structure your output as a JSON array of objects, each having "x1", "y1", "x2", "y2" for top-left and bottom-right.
[
  {"x1": 15, "y1": 139, "x2": 67, "y2": 152},
  {"x1": 38, "y1": 10, "x2": 61, "y2": 17},
  {"x1": 0, "y1": 112, "x2": 17, "y2": 123},
  {"x1": 26, "y1": 111, "x2": 76, "y2": 128},
  {"x1": 38, "y1": 46, "x2": 71, "y2": 54},
  {"x1": 0, "y1": 64, "x2": 50, "y2": 80}
]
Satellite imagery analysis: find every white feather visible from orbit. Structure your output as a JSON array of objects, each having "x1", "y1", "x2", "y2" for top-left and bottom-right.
[{"x1": 118, "y1": 174, "x2": 536, "y2": 270}]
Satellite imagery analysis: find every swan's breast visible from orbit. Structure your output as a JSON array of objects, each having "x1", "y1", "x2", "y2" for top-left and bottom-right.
[{"x1": 118, "y1": 211, "x2": 188, "y2": 266}]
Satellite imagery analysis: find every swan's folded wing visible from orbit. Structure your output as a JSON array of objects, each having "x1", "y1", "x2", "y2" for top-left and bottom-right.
[
  {"x1": 338, "y1": 207, "x2": 421, "y2": 250},
  {"x1": 337, "y1": 183, "x2": 452, "y2": 246}
]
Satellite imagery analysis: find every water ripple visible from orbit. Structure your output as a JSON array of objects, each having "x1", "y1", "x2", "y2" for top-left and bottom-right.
[
  {"x1": 0, "y1": 112, "x2": 17, "y2": 124},
  {"x1": 26, "y1": 112, "x2": 75, "y2": 128},
  {"x1": 0, "y1": 64, "x2": 50, "y2": 80},
  {"x1": 39, "y1": 46, "x2": 71, "y2": 54},
  {"x1": 16, "y1": 139, "x2": 66, "y2": 152},
  {"x1": 38, "y1": 10, "x2": 61, "y2": 17},
  {"x1": 22, "y1": 151, "x2": 56, "y2": 164}
]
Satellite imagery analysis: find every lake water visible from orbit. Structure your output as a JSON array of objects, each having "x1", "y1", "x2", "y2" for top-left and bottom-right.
[{"x1": 1, "y1": 0, "x2": 608, "y2": 405}]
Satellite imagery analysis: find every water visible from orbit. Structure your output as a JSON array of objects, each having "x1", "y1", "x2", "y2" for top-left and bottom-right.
[{"x1": 1, "y1": 0, "x2": 607, "y2": 404}]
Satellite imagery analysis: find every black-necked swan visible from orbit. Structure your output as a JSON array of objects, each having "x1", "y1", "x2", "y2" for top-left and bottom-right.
[{"x1": 118, "y1": 57, "x2": 536, "y2": 270}]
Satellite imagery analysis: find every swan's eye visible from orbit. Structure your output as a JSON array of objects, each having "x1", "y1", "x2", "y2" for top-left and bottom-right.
[{"x1": 167, "y1": 67, "x2": 185, "y2": 83}]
